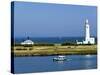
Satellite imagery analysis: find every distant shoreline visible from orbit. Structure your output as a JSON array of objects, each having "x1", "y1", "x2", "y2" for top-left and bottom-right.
[{"x1": 13, "y1": 37, "x2": 97, "y2": 42}]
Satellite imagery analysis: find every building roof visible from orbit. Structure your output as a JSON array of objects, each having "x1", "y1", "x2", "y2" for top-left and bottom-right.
[{"x1": 21, "y1": 39, "x2": 34, "y2": 45}]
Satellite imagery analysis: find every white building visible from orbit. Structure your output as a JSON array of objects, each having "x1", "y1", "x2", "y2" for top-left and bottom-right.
[
  {"x1": 21, "y1": 37, "x2": 34, "y2": 45},
  {"x1": 77, "y1": 19, "x2": 95, "y2": 44}
]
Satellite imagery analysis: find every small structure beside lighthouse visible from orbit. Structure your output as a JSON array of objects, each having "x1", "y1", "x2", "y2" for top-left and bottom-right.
[
  {"x1": 77, "y1": 19, "x2": 95, "y2": 44},
  {"x1": 21, "y1": 37, "x2": 34, "y2": 45}
]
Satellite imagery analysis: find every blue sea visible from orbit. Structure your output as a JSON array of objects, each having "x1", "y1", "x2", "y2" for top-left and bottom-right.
[
  {"x1": 14, "y1": 55, "x2": 97, "y2": 74},
  {"x1": 14, "y1": 37, "x2": 97, "y2": 44}
]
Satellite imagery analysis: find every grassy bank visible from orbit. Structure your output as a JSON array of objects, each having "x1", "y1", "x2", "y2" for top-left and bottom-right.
[{"x1": 11, "y1": 44, "x2": 97, "y2": 57}]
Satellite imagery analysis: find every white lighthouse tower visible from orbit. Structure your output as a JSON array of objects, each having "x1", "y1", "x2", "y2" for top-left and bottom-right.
[
  {"x1": 85, "y1": 19, "x2": 90, "y2": 42},
  {"x1": 77, "y1": 19, "x2": 95, "y2": 44},
  {"x1": 83, "y1": 19, "x2": 95, "y2": 44}
]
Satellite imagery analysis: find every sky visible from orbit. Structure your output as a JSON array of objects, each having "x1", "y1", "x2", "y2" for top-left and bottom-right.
[{"x1": 12, "y1": 1, "x2": 97, "y2": 38}]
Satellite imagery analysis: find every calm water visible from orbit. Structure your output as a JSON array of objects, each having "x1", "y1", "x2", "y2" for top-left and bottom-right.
[
  {"x1": 14, "y1": 37, "x2": 97, "y2": 44},
  {"x1": 14, "y1": 37, "x2": 89, "y2": 43},
  {"x1": 14, "y1": 55, "x2": 97, "y2": 74}
]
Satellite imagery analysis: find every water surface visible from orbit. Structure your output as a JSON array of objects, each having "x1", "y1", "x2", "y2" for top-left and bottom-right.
[{"x1": 14, "y1": 55, "x2": 97, "y2": 73}]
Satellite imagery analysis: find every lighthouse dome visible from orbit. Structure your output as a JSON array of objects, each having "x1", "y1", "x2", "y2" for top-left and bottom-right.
[{"x1": 86, "y1": 19, "x2": 89, "y2": 24}]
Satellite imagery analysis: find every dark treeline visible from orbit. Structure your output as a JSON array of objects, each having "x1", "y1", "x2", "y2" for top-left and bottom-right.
[{"x1": 13, "y1": 42, "x2": 96, "y2": 47}]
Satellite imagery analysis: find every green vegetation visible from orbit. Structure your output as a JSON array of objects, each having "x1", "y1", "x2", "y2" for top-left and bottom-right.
[{"x1": 12, "y1": 43, "x2": 97, "y2": 57}]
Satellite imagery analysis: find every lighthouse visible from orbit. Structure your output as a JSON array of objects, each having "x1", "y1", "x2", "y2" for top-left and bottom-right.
[
  {"x1": 77, "y1": 19, "x2": 95, "y2": 44},
  {"x1": 85, "y1": 19, "x2": 90, "y2": 41},
  {"x1": 83, "y1": 19, "x2": 95, "y2": 44}
]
